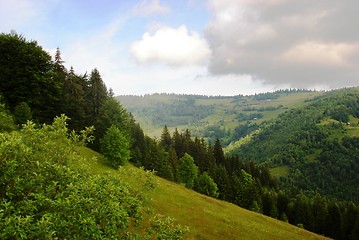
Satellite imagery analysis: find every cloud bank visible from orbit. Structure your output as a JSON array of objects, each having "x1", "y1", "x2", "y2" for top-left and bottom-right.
[
  {"x1": 131, "y1": 25, "x2": 212, "y2": 66},
  {"x1": 205, "y1": 0, "x2": 359, "y2": 89}
]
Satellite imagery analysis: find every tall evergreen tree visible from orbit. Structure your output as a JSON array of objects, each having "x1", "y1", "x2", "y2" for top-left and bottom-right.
[
  {"x1": 213, "y1": 138, "x2": 225, "y2": 165},
  {"x1": 172, "y1": 128, "x2": 184, "y2": 158},
  {"x1": 168, "y1": 146, "x2": 179, "y2": 181},
  {"x1": 62, "y1": 67, "x2": 86, "y2": 130},
  {"x1": 86, "y1": 68, "x2": 108, "y2": 126},
  {"x1": 160, "y1": 125, "x2": 172, "y2": 151}
]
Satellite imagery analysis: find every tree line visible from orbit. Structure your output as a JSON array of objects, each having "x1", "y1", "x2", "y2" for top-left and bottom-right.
[{"x1": 134, "y1": 126, "x2": 359, "y2": 239}]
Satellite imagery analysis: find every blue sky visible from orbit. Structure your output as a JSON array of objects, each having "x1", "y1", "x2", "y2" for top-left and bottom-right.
[{"x1": 1, "y1": 0, "x2": 359, "y2": 96}]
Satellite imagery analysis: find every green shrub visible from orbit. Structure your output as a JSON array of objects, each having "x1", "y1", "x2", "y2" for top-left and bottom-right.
[
  {"x1": 100, "y1": 125, "x2": 131, "y2": 168},
  {"x1": 0, "y1": 115, "x2": 186, "y2": 239}
]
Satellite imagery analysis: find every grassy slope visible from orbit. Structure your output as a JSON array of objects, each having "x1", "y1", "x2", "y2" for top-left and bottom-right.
[{"x1": 77, "y1": 147, "x2": 328, "y2": 240}]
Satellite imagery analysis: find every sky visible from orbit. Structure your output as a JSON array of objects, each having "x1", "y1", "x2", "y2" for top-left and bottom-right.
[{"x1": 1, "y1": 0, "x2": 359, "y2": 96}]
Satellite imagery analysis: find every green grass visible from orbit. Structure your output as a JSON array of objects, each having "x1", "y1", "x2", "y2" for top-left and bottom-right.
[
  {"x1": 270, "y1": 166, "x2": 290, "y2": 178},
  {"x1": 76, "y1": 146, "x2": 328, "y2": 240}
]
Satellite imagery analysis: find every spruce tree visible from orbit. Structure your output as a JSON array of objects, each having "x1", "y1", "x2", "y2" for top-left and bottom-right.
[
  {"x1": 160, "y1": 125, "x2": 172, "y2": 151},
  {"x1": 86, "y1": 68, "x2": 108, "y2": 126},
  {"x1": 213, "y1": 138, "x2": 225, "y2": 165}
]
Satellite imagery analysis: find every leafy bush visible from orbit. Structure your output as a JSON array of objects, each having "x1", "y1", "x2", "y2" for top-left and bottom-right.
[
  {"x1": 195, "y1": 172, "x2": 219, "y2": 198},
  {"x1": 0, "y1": 115, "x2": 186, "y2": 239},
  {"x1": 176, "y1": 153, "x2": 198, "y2": 189},
  {"x1": 0, "y1": 101, "x2": 16, "y2": 132}
]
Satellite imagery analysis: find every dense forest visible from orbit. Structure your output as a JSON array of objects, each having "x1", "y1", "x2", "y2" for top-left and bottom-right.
[
  {"x1": 1, "y1": 31, "x2": 359, "y2": 239},
  {"x1": 230, "y1": 89, "x2": 359, "y2": 203}
]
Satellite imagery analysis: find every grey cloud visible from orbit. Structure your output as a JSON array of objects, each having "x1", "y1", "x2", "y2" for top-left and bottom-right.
[{"x1": 205, "y1": 0, "x2": 359, "y2": 89}]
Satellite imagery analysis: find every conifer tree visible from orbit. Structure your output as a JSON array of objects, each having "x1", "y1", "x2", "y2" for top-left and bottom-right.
[
  {"x1": 160, "y1": 125, "x2": 172, "y2": 151},
  {"x1": 86, "y1": 68, "x2": 108, "y2": 126},
  {"x1": 213, "y1": 138, "x2": 225, "y2": 165},
  {"x1": 172, "y1": 128, "x2": 184, "y2": 158},
  {"x1": 168, "y1": 146, "x2": 179, "y2": 181}
]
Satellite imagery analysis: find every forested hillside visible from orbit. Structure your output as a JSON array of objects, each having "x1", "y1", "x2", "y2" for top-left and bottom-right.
[
  {"x1": 118, "y1": 89, "x2": 359, "y2": 239},
  {"x1": 229, "y1": 88, "x2": 359, "y2": 202},
  {"x1": 2, "y1": 32, "x2": 359, "y2": 239},
  {"x1": 117, "y1": 90, "x2": 321, "y2": 145}
]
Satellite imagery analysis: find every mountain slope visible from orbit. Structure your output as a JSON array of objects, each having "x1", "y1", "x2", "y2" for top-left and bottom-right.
[
  {"x1": 80, "y1": 147, "x2": 328, "y2": 240},
  {"x1": 228, "y1": 87, "x2": 359, "y2": 202}
]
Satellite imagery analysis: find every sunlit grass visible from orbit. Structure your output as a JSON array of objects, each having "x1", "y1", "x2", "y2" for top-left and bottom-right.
[
  {"x1": 73, "y1": 146, "x2": 328, "y2": 240},
  {"x1": 270, "y1": 165, "x2": 290, "y2": 178}
]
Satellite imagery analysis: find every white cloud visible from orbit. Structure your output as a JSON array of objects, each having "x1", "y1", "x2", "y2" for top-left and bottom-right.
[
  {"x1": 132, "y1": 0, "x2": 170, "y2": 16},
  {"x1": 130, "y1": 25, "x2": 212, "y2": 66}
]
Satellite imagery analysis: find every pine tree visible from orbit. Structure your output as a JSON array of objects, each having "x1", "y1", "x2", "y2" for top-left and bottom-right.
[
  {"x1": 157, "y1": 152, "x2": 174, "y2": 181},
  {"x1": 62, "y1": 67, "x2": 86, "y2": 130},
  {"x1": 86, "y1": 68, "x2": 108, "y2": 126},
  {"x1": 160, "y1": 125, "x2": 172, "y2": 151},
  {"x1": 168, "y1": 146, "x2": 179, "y2": 181},
  {"x1": 326, "y1": 202, "x2": 342, "y2": 239},
  {"x1": 213, "y1": 138, "x2": 225, "y2": 165},
  {"x1": 172, "y1": 128, "x2": 184, "y2": 157}
]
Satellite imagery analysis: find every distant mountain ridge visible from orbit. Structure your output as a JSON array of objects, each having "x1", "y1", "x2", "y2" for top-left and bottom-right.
[{"x1": 117, "y1": 89, "x2": 320, "y2": 144}]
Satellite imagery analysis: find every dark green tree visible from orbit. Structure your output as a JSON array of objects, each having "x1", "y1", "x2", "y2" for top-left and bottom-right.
[
  {"x1": 325, "y1": 202, "x2": 342, "y2": 239},
  {"x1": 173, "y1": 128, "x2": 185, "y2": 158},
  {"x1": 94, "y1": 97, "x2": 130, "y2": 150},
  {"x1": 213, "y1": 138, "x2": 225, "y2": 165},
  {"x1": 160, "y1": 125, "x2": 172, "y2": 151},
  {"x1": 168, "y1": 146, "x2": 179, "y2": 181},
  {"x1": 350, "y1": 214, "x2": 359, "y2": 240},
  {"x1": 157, "y1": 152, "x2": 175, "y2": 181},
  {"x1": 61, "y1": 67, "x2": 87, "y2": 130},
  {"x1": 86, "y1": 68, "x2": 108, "y2": 126},
  {"x1": 0, "y1": 32, "x2": 62, "y2": 123},
  {"x1": 13, "y1": 102, "x2": 32, "y2": 125},
  {"x1": 209, "y1": 164, "x2": 230, "y2": 200}
]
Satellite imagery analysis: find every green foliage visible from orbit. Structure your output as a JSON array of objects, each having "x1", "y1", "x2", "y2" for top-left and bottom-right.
[
  {"x1": 86, "y1": 68, "x2": 108, "y2": 125},
  {"x1": 0, "y1": 115, "x2": 186, "y2": 239},
  {"x1": 0, "y1": 32, "x2": 62, "y2": 123},
  {"x1": 0, "y1": 101, "x2": 16, "y2": 132},
  {"x1": 146, "y1": 214, "x2": 189, "y2": 240},
  {"x1": 232, "y1": 89, "x2": 359, "y2": 203},
  {"x1": 236, "y1": 112, "x2": 263, "y2": 121},
  {"x1": 195, "y1": 172, "x2": 219, "y2": 198},
  {"x1": 13, "y1": 102, "x2": 32, "y2": 124},
  {"x1": 177, "y1": 153, "x2": 198, "y2": 189},
  {"x1": 101, "y1": 125, "x2": 131, "y2": 168}
]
